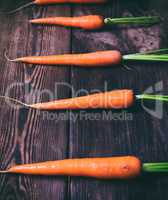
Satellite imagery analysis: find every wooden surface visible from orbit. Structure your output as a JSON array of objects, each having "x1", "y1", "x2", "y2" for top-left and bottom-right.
[{"x1": 0, "y1": 0, "x2": 168, "y2": 199}]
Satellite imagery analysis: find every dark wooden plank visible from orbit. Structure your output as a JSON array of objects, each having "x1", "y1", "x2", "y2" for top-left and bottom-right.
[
  {"x1": 70, "y1": 1, "x2": 168, "y2": 200},
  {"x1": 0, "y1": 1, "x2": 71, "y2": 199}
]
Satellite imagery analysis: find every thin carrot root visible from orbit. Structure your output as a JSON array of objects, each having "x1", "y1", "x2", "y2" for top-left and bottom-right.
[
  {"x1": 5, "y1": 51, "x2": 122, "y2": 67},
  {"x1": 0, "y1": 2, "x2": 35, "y2": 15},
  {"x1": 30, "y1": 15, "x2": 104, "y2": 30},
  {"x1": 0, "y1": 171, "x2": 8, "y2": 174},
  {"x1": 4, "y1": 50, "x2": 21, "y2": 62},
  {"x1": 0, "y1": 96, "x2": 30, "y2": 108}
]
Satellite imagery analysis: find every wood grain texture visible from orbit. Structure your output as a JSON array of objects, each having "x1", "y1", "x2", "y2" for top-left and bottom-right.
[{"x1": 0, "y1": 1, "x2": 71, "y2": 199}]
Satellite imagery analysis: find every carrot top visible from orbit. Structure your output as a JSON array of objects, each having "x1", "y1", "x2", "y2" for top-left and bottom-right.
[
  {"x1": 123, "y1": 48, "x2": 168, "y2": 62},
  {"x1": 143, "y1": 163, "x2": 168, "y2": 172},
  {"x1": 104, "y1": 16, "x2": 160, "y2": 26},
  {"x1": 136, "y1": 94, "x2": 168, "y2": 102}
]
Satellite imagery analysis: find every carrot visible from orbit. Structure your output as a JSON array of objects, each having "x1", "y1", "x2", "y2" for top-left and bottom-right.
[
  {"x1": 30, "y1": 15, "x2": 104, "y2": 30},
  {"x1": 7, "y1": 49, "x2": 168, "y2": 67},
  {"x1": 30, "y1": 16, "x2": 160, "y2": 30},
  {"x1": 30, "y1": 89, "x2": 134, "y2": 110},
  {"x1": 2, "y1": 156, "x2": 141, "y2": 179},
  {"x1": 34, "y1": 0, "x2": 107, "y2": 5},
  {"x1": 2, "y1": 90, "x2": 168, "y2": 111},
  {"x1": 1, "y1": 156, "x2": 168, "y2": 178},
  {"x1": 0, "y1": 90, "x2": 134, "y2": 110},
  {"x1": 6, "y1": 51, "x2": 122, "y2": 67}
]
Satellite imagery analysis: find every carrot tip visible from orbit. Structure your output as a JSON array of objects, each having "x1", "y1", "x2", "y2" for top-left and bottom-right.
[
  {"x1": 0, "y1": 170, "x2": 8, "y2": 174},
  {"x1": 4, "y1": 2, "x2": 35, "y2": 15},
  {"x1": 0, "y1": 95, "x2": 30, "y2": 108},
  {"x1": 4, "y1": 51, "x2": 20, "y2": 62},
  {"x1": 29, "y1": 19, "x2": 36, "y2": 24}
]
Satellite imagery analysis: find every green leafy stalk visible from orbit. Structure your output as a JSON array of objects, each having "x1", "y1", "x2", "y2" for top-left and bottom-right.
[
  {"x1": 104, "y1": 16, "x2": 160, "y2": 26},
  {"x1": 123, "y1": 54, "x2": 168, "y2": 62},
  {"x1": 123, "y1": 48, "x2": 168, "y2": 62},
  {"x1": 143, "y1": 163, "x2": 168, "y2": 172},
  {"x1": 136, "y1": 94, "x2": 168, "y2": 102}
]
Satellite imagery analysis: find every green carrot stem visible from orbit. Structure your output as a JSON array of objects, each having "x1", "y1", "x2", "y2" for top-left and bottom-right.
[
  {"x1": 143, "y1": 163, "x2": 168, "y2": 172},
  {"x1": 123, "y1": 54, "x2": 168, "y2": 62},
  {"x1": 123, "y1": 48, "x2": 168, "y2": 62},
  {"x1": 136, "y1": 94, "x2": 168, "y2": 102},
  {"x1": 104, "y1": 16, "x2": 160, "y2": 26}
]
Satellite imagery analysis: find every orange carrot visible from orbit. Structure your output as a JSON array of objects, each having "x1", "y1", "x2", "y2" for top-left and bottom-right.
[
  {"x1": 30, "y1": 89, "x2": 134, "y2": 110},
  {"x1": 30, "y1": 15, "x2": 104, "y2": 30},
  {"x1": 30, "y1": 15, "x2": 160, "y2": 30},
  {"x1": 4, "y1": 156, "x2": 141, "y2": 179},
  {"x1": 7, "y1": 49, "x2": 168, "y2": 67},
  {"x1": 7, "y1": 51, "x2": 122, "y2": 67},
  {"x1": 34, "y1": 0, "x2": 107, "y2": 4}
]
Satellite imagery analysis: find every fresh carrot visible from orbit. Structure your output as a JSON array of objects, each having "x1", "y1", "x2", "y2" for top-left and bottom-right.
[
  {"x1": 0, "y1": 90, "x2": 134, "y2": 110},
  {"x1": 6, "y1": 49, "x2": 168, "y2": 67},
  {"x1": 29, "y1": 89, "x2": 134, "y2": 110},
  {"x1": 2, "y1": 90, "x2": 168, "y2": 111},
  {"x1": 2, "y1": 156, "x2": 141, "y2": 179},
  {"x1": 34, "y1": 0, "x2": 106, "y2": 5},
  {"x1": 30, "y1": 15, "x2": 104, "y2": 30},
  {"x1": 30, "y1": 15, "x2": 160, "y2": 30},
  {"x1": 6, "y1": 51, "x2": 122, "y2": 67},
  {"x1": 1, "y1": 156, "x2": 168, "y2": 179}
]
